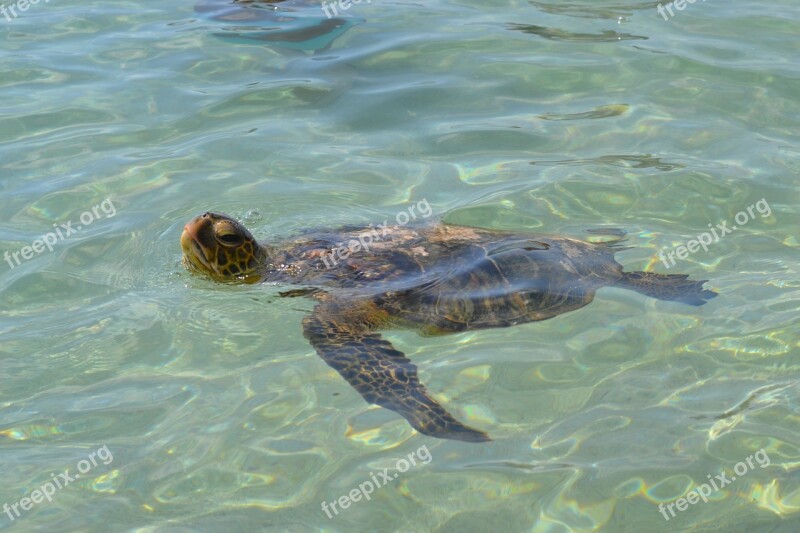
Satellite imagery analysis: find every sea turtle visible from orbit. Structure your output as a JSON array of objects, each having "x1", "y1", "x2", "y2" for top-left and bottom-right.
[{"x1": 180, "y1": 210, "x2": 717, "y2": 442}]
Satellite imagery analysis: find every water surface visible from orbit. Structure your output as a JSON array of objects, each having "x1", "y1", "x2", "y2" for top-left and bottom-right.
[{"x1": 1, "y1": 0, "x2": 798, "y2": 531}]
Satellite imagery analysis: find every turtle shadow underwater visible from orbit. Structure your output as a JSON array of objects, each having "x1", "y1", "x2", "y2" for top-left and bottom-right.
[
  {"x1": 180, "y1": 211, "x2": 717, "y2": 442},
  {"x1": 193, "y1": 0, "x2": 360, "y2": 51}
]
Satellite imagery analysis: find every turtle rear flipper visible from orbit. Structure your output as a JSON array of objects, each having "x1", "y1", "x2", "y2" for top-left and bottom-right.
[
  {"x1": 615, "y1": 271, "x2": 717, "y2": 306},
  {"x1": 303, "y1": 301, "x2": 490, "y2": 443}
]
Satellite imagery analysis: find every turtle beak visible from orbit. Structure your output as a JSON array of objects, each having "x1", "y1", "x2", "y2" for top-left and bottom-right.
[
  {"x1": 181, "y1": 216, "x2": 202, "y2": 245},
  {"x1": 181, "y1": 216, "x2": 213, "y2": 273}
]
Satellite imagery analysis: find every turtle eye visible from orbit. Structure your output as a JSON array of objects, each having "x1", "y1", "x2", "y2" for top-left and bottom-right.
[{"x1": 218, "y1": 232, "x2": 244, "y2": 246}]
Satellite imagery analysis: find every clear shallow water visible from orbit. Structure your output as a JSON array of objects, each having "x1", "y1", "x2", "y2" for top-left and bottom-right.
[{"x1": 1, "y1": 0, "x2": 798, "y2": 531}]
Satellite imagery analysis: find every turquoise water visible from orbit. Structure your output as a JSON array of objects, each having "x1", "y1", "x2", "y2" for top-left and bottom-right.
[{"x1": 1, "y1": 0, "x2": 798, "y2": 531}]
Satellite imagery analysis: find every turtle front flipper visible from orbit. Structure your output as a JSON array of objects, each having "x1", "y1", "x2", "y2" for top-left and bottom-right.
[{"x1": 303, "y1": 300, "x2": 490, "y2": 443}]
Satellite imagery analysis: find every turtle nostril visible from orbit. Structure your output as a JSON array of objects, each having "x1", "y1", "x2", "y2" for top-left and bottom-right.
[{"x1": 202, "y1": 212, "x2": 210, "y2": 218}]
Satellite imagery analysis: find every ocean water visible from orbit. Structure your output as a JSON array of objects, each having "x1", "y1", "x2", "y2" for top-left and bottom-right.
[{"x1": 1, "y1": 0, "x2": 798, "y2": 531}]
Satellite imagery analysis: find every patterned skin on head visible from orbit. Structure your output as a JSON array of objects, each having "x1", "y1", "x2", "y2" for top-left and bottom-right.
[{"x1": 180, "y1": 212, "x2": 265, "y2": 283}]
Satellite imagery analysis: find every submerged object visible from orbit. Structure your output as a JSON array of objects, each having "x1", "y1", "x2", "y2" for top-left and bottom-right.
[
  {"x1": 195, "y1": 0, "x2": 359, "y2": 51},
  {"x1": 180, "y1": 211, "x2": 717, "y2": 442}
]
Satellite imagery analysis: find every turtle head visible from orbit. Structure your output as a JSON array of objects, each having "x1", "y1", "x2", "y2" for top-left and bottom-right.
[{"x1": 181, "y1": 212, "x2": 265, "y2": 283}]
